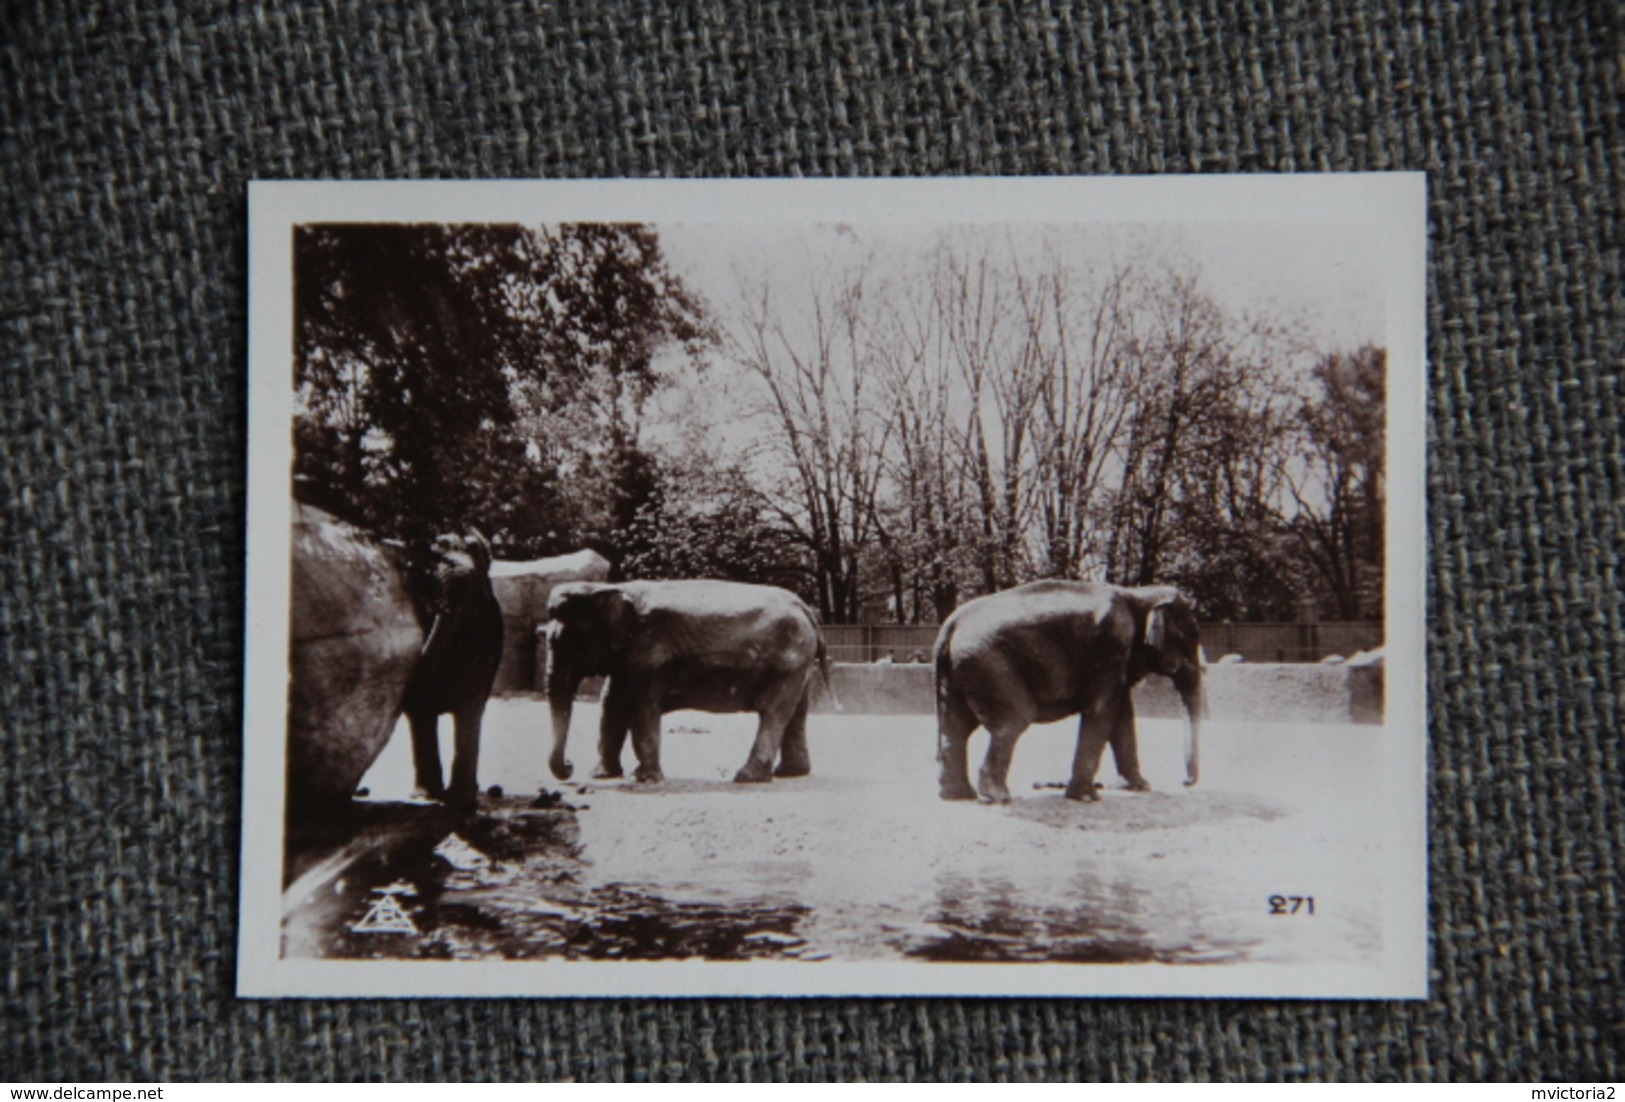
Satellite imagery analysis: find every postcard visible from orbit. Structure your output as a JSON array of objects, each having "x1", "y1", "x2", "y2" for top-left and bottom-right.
[{"x1": 241, "y1": 175, "x2": 1427, "y2": 997}]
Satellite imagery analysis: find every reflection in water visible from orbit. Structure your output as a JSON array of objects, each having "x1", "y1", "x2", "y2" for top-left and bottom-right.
[
  {"x1": 285, "y1": 800, "x2": 1254, "y2": 964},
  {"x1": 904, "y1": 874, "x2": 1152, "y2": 963},
  {"x1": 901, "y1": 874, "x2": 1251, "y2": 964},
  {"x1": 288, "y1": 801, "x2": 815, "y2": 962}
]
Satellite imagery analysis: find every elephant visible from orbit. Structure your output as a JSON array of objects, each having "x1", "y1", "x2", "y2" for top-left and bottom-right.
[
  {"x1": 399, "y1": 531, "x2": 505, "y2": 809},
  {"x1": 543, "y1": 579, "x2": 833, "y2": 785},
  {"x1": 933, "y1": 580, "x2": 1203, "y2": 804},
  {"x1": 486, "y1": 548, "x2": 611, "y2": 691}
]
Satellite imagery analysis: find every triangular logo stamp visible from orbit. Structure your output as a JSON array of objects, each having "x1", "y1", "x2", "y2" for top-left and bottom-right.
[{"x1": 349, "y1": 882, "x2": 420, "y2": 935}]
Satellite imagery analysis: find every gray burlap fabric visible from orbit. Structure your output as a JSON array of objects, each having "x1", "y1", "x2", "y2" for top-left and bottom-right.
[{"x1": 3, "y1": 0, "x2": 1619, "y2": 1082}]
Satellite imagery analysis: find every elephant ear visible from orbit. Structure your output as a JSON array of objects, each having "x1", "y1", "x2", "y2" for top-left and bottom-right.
[
  {"x1": 1146, "y1": 605, "x2": 1167, "y2": 650},
  {"x1": 550, "y1": 583, "x2": 632, "y2": 643},
  {"x1": 461, "y1": 529, "x2": 492, "y2": 575},
  {"x1": 547, "y1": 582, "x2": 600, "y2": 625},
  {"x1": 589, "y1": 586, "x2": 634, "y2": 644},
  {"x1": 420, "y1": 559, "x2": 475, "y2": 666},
  {"x1": 1138, "y1": 586, "x2": 1185, "y2": 653}
]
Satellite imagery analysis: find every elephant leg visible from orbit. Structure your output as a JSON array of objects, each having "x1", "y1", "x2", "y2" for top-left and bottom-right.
[
  {"x1": 594, "y1": 690, "x2": 632, "y2": 779},
  {"x1": 1065, "y1": 687, "x2": 1122, "y2": 802},
  {"x1": 408, "y1": 711, "x2": 445, "y2": 799},
  {"x1": 737, "y1": 676, "x2": 803, "y2": 783},
  {"x1": 976, "y1": 720, "x2": 1026, "y2": 805},
  {"x1": 734, "y1": 716, "x2": 778, "y2": 783},
  {"x1": 773, "y1": 690, "x2": 812, "y2": 778},
  {"x1": 1108, "y1": 692, "x2": 1151, "y2": 791},
  {"x1": 446, "y1": 701, "x2": 484, "y2": 810},
  {"x1": 630, "y1": 700, "x2": 664, "y2": 784},
  {"x1": 938, "y1": 691, "x2": 979, "y2": 801}
]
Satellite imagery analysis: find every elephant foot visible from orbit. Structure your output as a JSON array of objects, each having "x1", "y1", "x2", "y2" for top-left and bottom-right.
[
  {"x1": 633, "y1": 764, "x2": 664, "y2": 784},
  {"x1": 444, "y1": 785, "x2": 479, "y2": 812},
  {"x1": 1121, "y1": 775, "x2": 1152, "y2": 792},
  {"x1": 977, "y1": 789, "x2": 1013, "y2": 805},
  {"x1": 773, "y1": 759, "x2": 811, "y2": 778},
  {"x1": 1063, "y1": 781, "x2": 1102, "y2": 802},
  {"x1": 591, "y1": 762, "x2": 624, "y2": 780},
  {"x1": 549, "y1": 755, "x2": 574, "y2": 781},
  {"x1": 939, "y1": 780, "x2": 978, "y2": 801},
  {"x1": 734, "y1": 763, "x2": 774, "y2": 784}
]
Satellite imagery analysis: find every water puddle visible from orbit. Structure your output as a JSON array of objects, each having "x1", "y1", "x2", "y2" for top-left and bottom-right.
[
  {"x1": 284, "y1": 798, "x2": 1256, "y2": 965},
  {"x1": 896, "y1": 877, "x2": 1248, "y2": 964},
  {"x1": 285, "y1": 799, "x2": 815, "y2": 961}
]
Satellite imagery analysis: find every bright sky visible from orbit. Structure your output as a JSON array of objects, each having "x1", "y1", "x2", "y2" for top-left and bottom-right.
[
  {"x1": 644, "y1": 219, "x2": 1386, "y2": 454},
  {"x1": 656, "y1": 220, "x2": 1386, "y2": 358}
]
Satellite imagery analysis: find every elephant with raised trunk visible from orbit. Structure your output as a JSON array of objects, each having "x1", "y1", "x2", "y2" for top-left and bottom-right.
[
  {"x1": 544, "y1": 580, "x2": 832, "y2": 785},
  {"x1": 400, "y1": 531, "x2": 505, "y2": 809},
  {"x1": 934, "y1": 581, "x2": 1203, "y2": 804},
  {"x1": 285, "y1": 507, "x2": 503, "y2": 817}
]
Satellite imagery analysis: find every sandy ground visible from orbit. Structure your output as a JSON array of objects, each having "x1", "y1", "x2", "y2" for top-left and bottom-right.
[{"x1": 293, "y1": 697, "x2": 1385, "y2": 965}]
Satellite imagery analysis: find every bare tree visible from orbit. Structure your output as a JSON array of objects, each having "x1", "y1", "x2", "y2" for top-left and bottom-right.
[
  {"x1": 1099, "y1": 272, "x2": 1290, "y2": 593},
  {"x1": 1014, "y1": 251, "x2": 1138, "y2": 580},
  {"x1": 929, "y1": 235, "x2": 1043, "y2": 592},
  {"x1": 1285, "y1": 345, "x2": 1386, "y2": 620},
  {"x1": 727, "y1": 266, "x2": 891, "y2": 622},
  {"x1": 871, "y1": 272, "x2": 977, "y2": 621},
  {"x1": 718, "y1": 230, "x2": 1370, "y2": 626}
]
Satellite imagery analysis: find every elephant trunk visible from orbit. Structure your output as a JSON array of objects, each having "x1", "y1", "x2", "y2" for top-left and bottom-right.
[
  {"x1": 1175, "y1": 666, "x2": 1202, "y2": 787},
  {"x1": 548, "y1": 696, "x2": 576, "y2": 781},
  {"x1": 546, "y1": 644, "x2": 579, "y2": 781}
]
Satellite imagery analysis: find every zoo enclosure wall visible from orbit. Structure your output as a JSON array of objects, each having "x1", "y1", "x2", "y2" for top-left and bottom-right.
[
  {"x1": 482, "y1": 561, "x2": 1384, "y2": 723},
  {"x1": 496, "y1": 615, "x2": 1382, "y2": 689},
  {"x1": 500, "y1": 651, "x2": 1385, "y2": 726},
  {"x1": 812, "y1": 661, "x2": 1384, "y2": 724},
  {"x1": 819, "y1": 620, "x2": 1383, "y2": 665}
]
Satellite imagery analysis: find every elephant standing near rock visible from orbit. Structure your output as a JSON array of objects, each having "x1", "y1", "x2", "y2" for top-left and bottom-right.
[
  {"x1": 285, "y1": 507, "x2": 504, "y2": 816},
  {"x1": 400, "y1": 532, "x2": 505, "y2": 809},
  {"x1": 544, "y1": 580, "x2": 832, "y2": 785},
  {"x1": 287, "y1": 504, "x2": 423, "y2": 817},
  {"x1": 934, "y1": 580, "x2": 1204, "y2": 804}
]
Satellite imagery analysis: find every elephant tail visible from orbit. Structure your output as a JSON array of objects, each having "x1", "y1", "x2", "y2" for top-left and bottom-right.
[
  {"x1": 933, "y1": 627, "x2": 953, "y2": 764},
  {"x1": 815, "y1": 632, "x2": 841, "y2": 712}
]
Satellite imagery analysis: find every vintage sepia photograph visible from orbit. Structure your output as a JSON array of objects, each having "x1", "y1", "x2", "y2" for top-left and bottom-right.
[{"x1": 240, "y1": 176, "x2": 1426, "y2": 998}]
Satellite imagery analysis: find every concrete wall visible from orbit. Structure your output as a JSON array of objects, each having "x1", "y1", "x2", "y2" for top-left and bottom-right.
[
  {"x1": 487, "y1": 550, "x2": 610, "y2": 692},
  {"x1": 822, "y1": 621, "x2": 1384, "y2": 665},
  {"x1": 812, "y1": 661, "x2": 1383, "y2": 724},
  {"x1": 494, "y1": 655, "x2": 1385, "y2": 726}
]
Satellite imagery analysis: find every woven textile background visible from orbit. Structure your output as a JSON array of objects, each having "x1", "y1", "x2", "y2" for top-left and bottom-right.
[{"x1": 3, "y1": 0, "x2": 1619, "y2": 1082}]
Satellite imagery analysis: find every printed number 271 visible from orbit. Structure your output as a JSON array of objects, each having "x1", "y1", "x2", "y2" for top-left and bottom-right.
[{"x1": 1268, "y1": 895, "x2": 1315, "y2": 915}]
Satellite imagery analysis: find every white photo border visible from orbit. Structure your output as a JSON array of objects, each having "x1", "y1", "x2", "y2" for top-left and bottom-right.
[{"x1": 241, "y1": 175, "x2": 1428, "y2": 999}]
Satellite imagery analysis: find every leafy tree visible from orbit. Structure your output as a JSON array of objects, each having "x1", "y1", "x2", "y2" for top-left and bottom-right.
[
  {"x1": 293, "y1": 222, "x2": 709, "y2": 559},
  {"x1": 509, "y1": 225, "x2": 712, "y2": 568},
  {"x1": 295, "y1": 223, "x2": 536, "y2": 545},
  {"x1": 619, "y1": 456, "x2": 808, "y2": 594}
]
